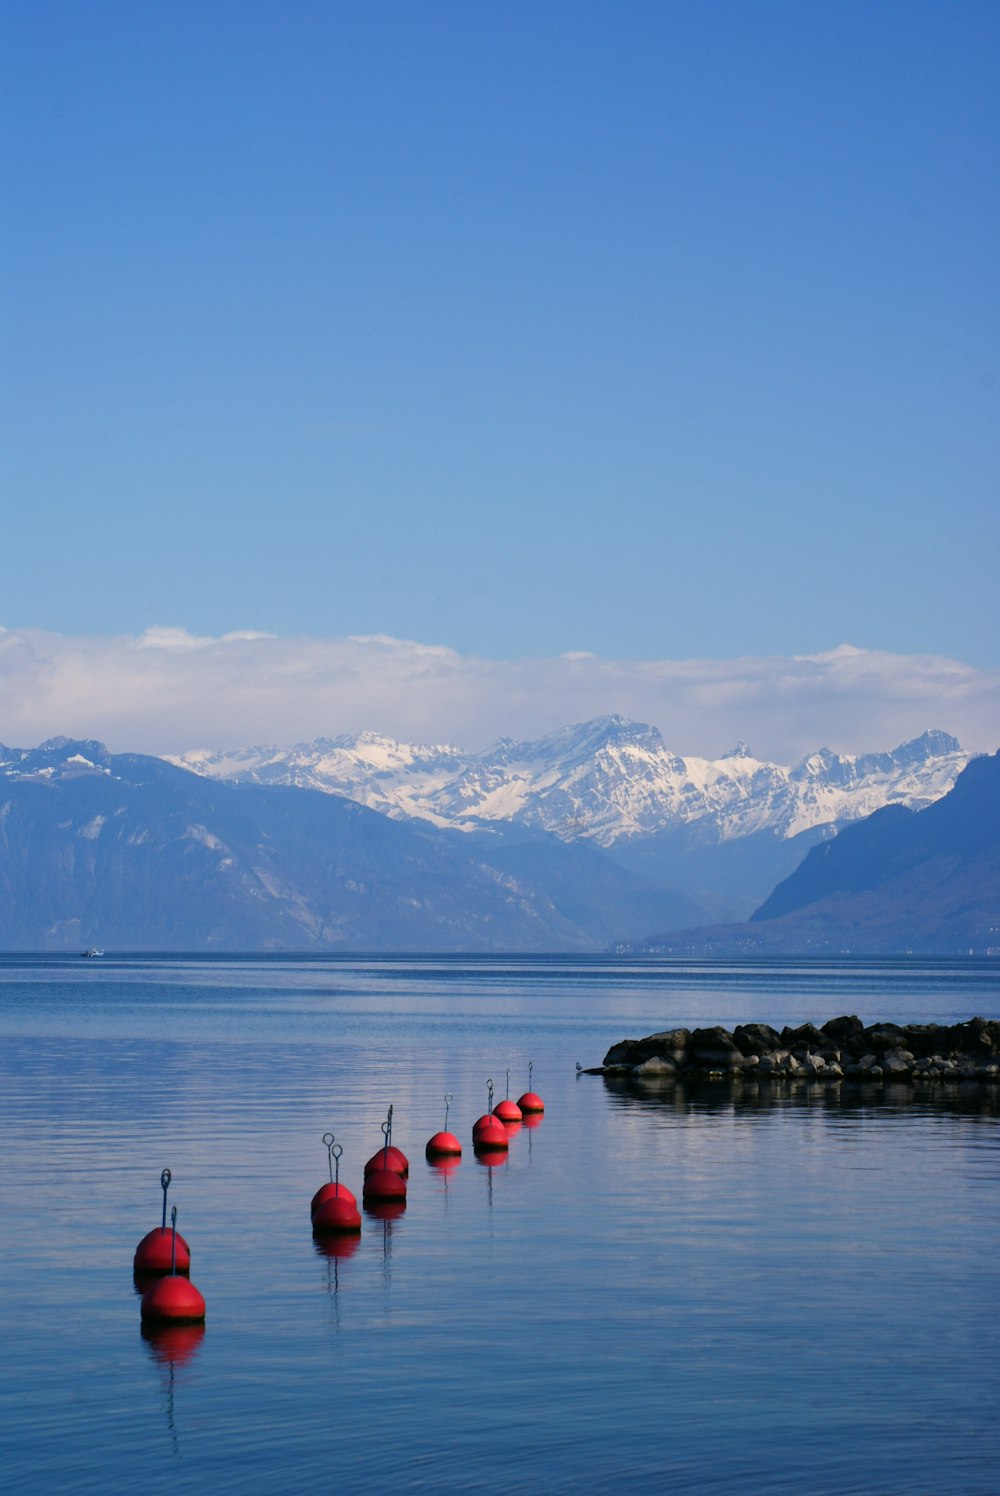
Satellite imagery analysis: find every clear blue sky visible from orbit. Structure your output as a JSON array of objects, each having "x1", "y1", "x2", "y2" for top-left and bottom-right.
[{"x1": 2, "y1": 0, "x2": 997, "y2": 665}]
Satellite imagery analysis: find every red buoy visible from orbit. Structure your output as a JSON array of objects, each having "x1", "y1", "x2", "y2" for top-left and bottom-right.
[
  {"x1": 518, "y1": 1060, "x2": 545, "y2": 1113},
  {"x1": 363, "y1": 1167, "x2": 407, "y2": 1202},
  {"x1": 473, "y1": 1117, "x2": 509, "y2": 1151},
  {"x1": 365, "y1": 1107, "x2": 408, "y2": 1177},
  {"x1": 494, "y1": 1068, "x2": 523, "y2": 1123},
  {"x1": 141, "y1": 1273, "x2": 206, "y2": 1324},
  {"x1": 426, "y1": 1130, "x2": 462, "y2": 1157},
  {"x1": 311, "y1": 1180, "x2": 357, "y2": 1215},
  {"x1": 140, "y1": 1206, "x2": 205, "y2": 1323},
  {"x1": 134, "y1": 1169, "x2": 190, "y2": 1275},
  {"x1": 426, "y1": 1092, "x2": 462, "y2": 1158},
  {"x1": 364, "y1": 1145, "x2": 409, "y2": 1178},
  {"x1": 312, "y1": 1194, "x2": 362, "y2": 1233},
  {"x1": 134, "y1": 1225, "x2": 191, "y2": 1276},
  {"x1": 313, "y1": 1135, "x2": 358, "y2": 1216}
]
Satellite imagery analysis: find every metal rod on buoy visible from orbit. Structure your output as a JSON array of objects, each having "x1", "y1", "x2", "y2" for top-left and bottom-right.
[
  {"x1": 170, "y1": 1205, "x2": 178, "y2": 1274},
  {"x1": 324, "y1": 1132, "x2": 336, "y2": 1183},
  {"x1": 444, "y1": 1093, "x2": 452, "y2": 1131},
  {"x1": 160, "y1": 1169, "x2": 171, "y2": 1231}
]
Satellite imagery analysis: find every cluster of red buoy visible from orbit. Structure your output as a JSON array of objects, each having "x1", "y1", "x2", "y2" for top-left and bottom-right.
[
  {"x1": 133, "y1": 1169, "x2": 206, "y2": 1325},
  {"x1": 133, "y1": 1066, "x2": 546, "y2": 1303},
  {"x1": 312, "y1": 1064, "x2": 545, "y2": 1244}
]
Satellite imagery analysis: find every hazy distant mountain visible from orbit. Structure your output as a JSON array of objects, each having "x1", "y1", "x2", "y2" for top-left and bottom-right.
[
  {"x1": 635, "y1": 750, "x2": 1000, "y2": 956},
  {"x1": 170, "y1": 718, "x2": 969, "y2": 920},
  {"x1": 0, "y1": 737, "x2": 701, "y2": 951}
]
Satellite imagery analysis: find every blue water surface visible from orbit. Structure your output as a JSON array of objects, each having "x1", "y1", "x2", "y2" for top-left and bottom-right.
[{"x1": 1, "y1": 954, "x2": 998, "y2": 1495}]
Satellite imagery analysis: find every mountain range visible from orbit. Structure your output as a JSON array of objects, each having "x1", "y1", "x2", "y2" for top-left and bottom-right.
[
  {"x1": 0, "y1": 724, "x2": 991, "y2": 954},
  {"x1": 171, "y1": 718, "x2": 969, "y2": 922}
]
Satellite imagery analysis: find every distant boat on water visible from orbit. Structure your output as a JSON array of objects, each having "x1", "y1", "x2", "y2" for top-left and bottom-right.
[{"x1": 81, "y1": 948, "x2": 105, "y2": 957}]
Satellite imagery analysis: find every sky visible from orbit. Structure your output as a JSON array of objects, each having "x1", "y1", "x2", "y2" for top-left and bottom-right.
[{"x1": 2, "y1": 1, "x2": 998, "y2": 757}]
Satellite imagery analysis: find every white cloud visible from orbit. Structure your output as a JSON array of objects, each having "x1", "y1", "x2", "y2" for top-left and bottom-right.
[{"x1": 0, "y1": 626, "x2": 997, "y2": 762}]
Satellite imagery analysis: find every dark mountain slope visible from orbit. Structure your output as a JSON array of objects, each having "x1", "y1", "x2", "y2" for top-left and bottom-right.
[
  {"x1": 753, "y1": 750, "x2": 1000, "y2": 921},
  {"x1": 632, "y1": 750, "x2": 1000, "y2": 955},
  {"x1": 0, "y1": 739, "x2": 696, "y2": 951}
]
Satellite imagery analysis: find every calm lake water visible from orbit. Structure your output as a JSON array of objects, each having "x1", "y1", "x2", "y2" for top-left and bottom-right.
[{"x1": 2, "y1": 954, "x2": 998, "y2": 1495}]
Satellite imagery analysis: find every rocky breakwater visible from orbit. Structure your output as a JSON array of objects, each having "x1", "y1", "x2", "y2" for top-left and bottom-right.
[{"x1": 596, "y1": 1016, "x2": 1000, "y2": 1084}]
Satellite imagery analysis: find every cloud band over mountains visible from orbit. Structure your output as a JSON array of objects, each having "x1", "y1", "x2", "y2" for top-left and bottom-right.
[{"x1": 1, "y1": 627, "x2": 997, "y2": 762}]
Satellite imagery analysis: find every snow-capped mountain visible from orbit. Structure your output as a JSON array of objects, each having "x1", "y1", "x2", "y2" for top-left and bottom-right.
[{"x1": 168, "y1": 718, "x2": 970, "y2": 847}]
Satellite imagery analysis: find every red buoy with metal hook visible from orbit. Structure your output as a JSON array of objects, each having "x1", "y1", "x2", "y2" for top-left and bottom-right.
[
  {"x1": 473, "y1": 1081, "x2": 509, "y2": 1150},
  {"x1": 312, "y1": 1140, "x2": 362, "y2": 1231},
  {"x1": 426, "y1": 1092, "x2": 462, "y2": 1158},
  {"x1": 134, "y1": 1170, "x2": 191, "y2": 1275},
  {"x1": 517, "y1": 1060, "x2": 545, "y2": 1114},
  {"x1": 140, "y1": 1208, "x2": 205, "y2": 1323},
  {"x1": 363, "y1": 1111, "x2": 408, "y2": 1202},
  {"x1": 311, "y1": 1135, "x2": 358, "y2": 1215},
  {"x1": 493, "y1": 1068, "x2": 523, "y2": 1123},
  {"x1": 364, "y1": 1105, "x2": 409, "y2": 1177}
]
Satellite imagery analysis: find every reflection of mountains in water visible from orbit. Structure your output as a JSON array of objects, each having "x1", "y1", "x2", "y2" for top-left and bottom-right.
[{"x1": 601, "y1": 1071, "x2": 1000, "y2": 1119}]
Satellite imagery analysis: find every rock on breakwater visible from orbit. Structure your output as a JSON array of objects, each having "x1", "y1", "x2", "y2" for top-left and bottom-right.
[{"x1": 592, "y1": 1016, "x2": 1000, "y2": 1084}]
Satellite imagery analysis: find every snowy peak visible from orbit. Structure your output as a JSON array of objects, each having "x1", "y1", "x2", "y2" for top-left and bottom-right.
[
  {"x1": 168, "y1": 719, "x2": 972, "y2": 848},
  {"x1": 1, "y1": 738, "x2": 114, "y2": 781}
]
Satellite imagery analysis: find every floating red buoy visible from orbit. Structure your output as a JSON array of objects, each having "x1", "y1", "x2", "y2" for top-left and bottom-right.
[
  {"x1": 473, "y1": 1079, "x2": 507, "y2": 1145},
  {"x1": 426, "y1": 1092, "x2": 462, "y2": 1158},
  {"x1": 473, "y1": 1117, "x2": 509, "y2": 1151},
  {"x1": 140, "y1": 1206, "x2": 205, "y2": 1323},
  {"x1": 363, "y1": 1167, "x2": 407, "y2": 1202},
  {"x1": 517, "y1": 1060, "x2": 545, "y2": 1114},
  {"x1": 311, "y1": 1180, "x2": 357, "y2": 1214},
  {"x1": 494, "y1": 1068, "x2": 523, "y2": 1123},
  {"x1": 312, "y1": 1136, "x2": 357, "y2": 1215},
  {"x1": 426, "y1": 1131, "x2": 462, "y2": 1157},
  {"x1": 312, "y1": 1194, "x2": 362, "y2": 1233},
  {"x1": 134, "y1": 1170, "x2": 191, "y2": 1275},
  {"x1": 365, "y1": 1106, "x2": 409, "y2": 1177},
  {"x1": 134, "y1": 1225, "x2": 191, "y2": 1276},
  {"x1": 141, "y1": 1274, "x2": 207, "y2": 1324},
  {"x1": 364, "y1": 1145, "x2": 409, "y2": 1178}
]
